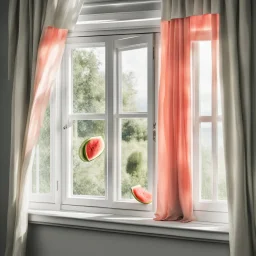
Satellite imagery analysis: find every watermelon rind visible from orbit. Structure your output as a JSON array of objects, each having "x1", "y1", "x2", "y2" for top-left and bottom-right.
[
  {"x1": 78, "y1": 136, "x2": 105, "y2": 162},
  {"x1": 78, "y1": 138, "x2": 90, "y2": 162},
  {"x1": 131, "y1": 185, "x2": 152, "y2": 204}
]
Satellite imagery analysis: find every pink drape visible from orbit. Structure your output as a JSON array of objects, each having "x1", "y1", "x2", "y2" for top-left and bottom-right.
[
  {"x1": 155, "y1": 14, "x2": 219, "y2": 222},
  {"x1": 25, "y1": 26, "x2": 68, "y2": 157}
]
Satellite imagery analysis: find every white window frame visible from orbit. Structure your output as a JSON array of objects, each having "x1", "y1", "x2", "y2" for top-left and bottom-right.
[
  {"x1": 29, "y1": 81, "x2": 61, "y2": 210},
  {"x1": 191, "y1": 32, "x2": 228, "y2": 223},
  {"x1": 29, "y1": 26, "x2": 228, "y2": 223},
  {"x1": 60, "y1": 34, "x2": 155, "y2": 213}
]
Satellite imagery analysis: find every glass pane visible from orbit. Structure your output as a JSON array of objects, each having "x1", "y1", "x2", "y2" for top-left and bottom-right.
[
  {"x1": 121, "y1": 119, "x2": 148, "y2": 199},
  {"x1": 39, "y1": 106, "x2": 51, "y2": 193},
  {"x1": 31, "y1": 106, "x2": 51, "y2": 194},
  {"x1": 217, "y1": 81, "x2": 222, "y2": 116},
  {"x1": 32, "y1": 157, "x2": 37, "y2": 193},
  {"x1": 72, "y1": 46, "x2": 105, "y2": 113},
  {"x1": 72, "y1": 120, "x2": 105, "y2": 196},
  {"x1": 218, "y1": 122, "x2": 227, "y2": 200},
  {"x1": 200, "y1": 122, "x2": 213, "y2": 200},
  {"x1": 121, "y1": 47, "x2": 147, "y2": 112},
  {"x1": 198, "y1": 41, "x2": 212, "y2": 116}
]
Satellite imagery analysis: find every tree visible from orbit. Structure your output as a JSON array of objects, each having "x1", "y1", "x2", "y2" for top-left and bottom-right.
[
  {"x1": 126, "y1": 151, "x2": 142, "y2": 175},
  {"x1": 122, "y1": 72, "x2": 137, "y2": 112},
  {"x1": 34, "y1": 48, "x2": 146, "y2": 197},
  {"x1": 122, "y1": 119, "x2": 147, "y2": 142},
  {"x1": 73, "y1": 49, "x2": 105, "y2": 113}
]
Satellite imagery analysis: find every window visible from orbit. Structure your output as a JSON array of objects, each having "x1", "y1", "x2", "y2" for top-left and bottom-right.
[
  {"x1": 30, "y1": 34, "x2": 155, "y2": 215},
  {"x1": 192, "y1": 36, "x2": 228, "y2": 220},
  {"x1": 30, "y1": 86, "x2": 59, "y2": 206},
  {"x1": 30, "y1": 32, "x2": 227, "y2": 222}
]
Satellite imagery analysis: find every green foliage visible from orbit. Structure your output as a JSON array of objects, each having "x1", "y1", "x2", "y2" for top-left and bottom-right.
[
  {"x1": 72, "y1": 120, "x2": 105, "y2": 196},
  {"x1": 126, "y1": 151, "x2": 142, "y2": 175},
  {"x1": 121, "y1": 140, "x2": 148, "y2": 199},
  {"x1": 33, "y1": 48, "x2": 150, "y2": 198},
  {"x1": 201, "y1": 145, "x2": 212, "y2": 200},
  {"x1": 122, "y1": 72, "x2": 137, "y2": 112},
  {"x1": 73, "y1": 49, "x2": 105, "y2": 113},
  {"x1": 71, "y1": 49, "x2": 148, "y2": 197},
  {"x1": 122, "y1": 119, "x2": 147, "y2": 142},
  {"x1": 77, "y1": 120, "x2": 104, "y2": 138}
]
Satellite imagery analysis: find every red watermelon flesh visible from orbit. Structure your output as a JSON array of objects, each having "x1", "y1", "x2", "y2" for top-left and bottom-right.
[
  {"x1": 131, "y1": 185, "x2": 152, "y2": 204},
  {"x1": 84, "y1": 136, "x2": 105, "y2": 161}
]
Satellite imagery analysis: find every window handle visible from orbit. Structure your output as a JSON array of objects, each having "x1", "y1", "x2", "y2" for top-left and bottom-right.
[
  {"x1": 153, "y1": 122, "x2": 156, "y2": 142},
  {"x1": 63, "y1": 119, "x2": 73, "y2": 130}
]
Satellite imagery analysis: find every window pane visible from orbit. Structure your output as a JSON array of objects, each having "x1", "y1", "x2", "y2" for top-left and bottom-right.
[
  {"x1": 32, "y1": 159, "x2": 37, "y2": 193},
  {"x1": 218, "y1": 122, "x2": 227, "y2": 200},
  {"x1": 32, "y1": 106, "x2": 51, "y2": 194},
  {"x1": 200, "y1": 122, "x2": 213, "y2": 200},
  {"x1": 121, "y1": 119, "x2": 148, "y2": 199},
  {"x1": 120, "y1": 47, "x2": 147, "y2": 112},
  {"x1": 217, "y1": 82, "x2": 222, "y2": 116},
  {"x1": 198, "y1": 41, "x2": 212, "y2": 116},
  {"x1": 72, "y1": 46, "x2": 105, "y2": 113},
  {"x1": 72, "y1": 120, "x2": 105, "y2": 197}
]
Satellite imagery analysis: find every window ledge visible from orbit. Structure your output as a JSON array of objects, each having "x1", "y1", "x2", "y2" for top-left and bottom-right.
[{"x1": 28, "y1": 210, "x2": 229, "y2": 243}]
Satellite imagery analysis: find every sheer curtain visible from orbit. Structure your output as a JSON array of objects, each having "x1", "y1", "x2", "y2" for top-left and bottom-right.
[
  {"x1": 160, "y1": 0, "x2": 256, "y2": 255},
  {"x1": 155, "y1": 14, "x2": 219, "y2": 222},
  {"x1": 6, "y1": 1, "x2": 83, "y2": 255}
]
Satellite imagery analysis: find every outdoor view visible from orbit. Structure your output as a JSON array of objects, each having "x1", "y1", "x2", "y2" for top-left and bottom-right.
[
  {"x1": 198, "y1": 41, "x2": 227, "y2": 201},
  {"x1": 32, "y1": 40, "x2": 226, "y2": 203},
  {"x1": 72, "y1": 46, "x2": 148, "y2": 198},
  {"x1": 32, "y1": 106, "x2": 51, "y2": 194}
]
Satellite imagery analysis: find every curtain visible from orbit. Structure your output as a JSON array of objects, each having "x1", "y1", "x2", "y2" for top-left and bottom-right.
[
  {"x1": 161, "y1": 0, "x2": 256, "y2": 255},
  {"x1": 155, "y1": 14, "x2": 219, "y2": 222},
  {"x1": 220, "y1": 1, "x2": 256, "y2": 255},
  {"x1": 6, "y1": 1, "x2": 83, "y2": 256}
]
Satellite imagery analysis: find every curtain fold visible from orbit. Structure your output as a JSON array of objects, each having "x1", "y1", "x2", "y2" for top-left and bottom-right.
[
  {"x1": 219, "y1": 1, "x2": 256, "y2": 255},
  {"x1": 155, "y1": 14, "x2": 219, "y2": 223},
  {"x1": 161, "y1": 0, "x2": 256, "y2": 255},
  {"x1": 155, "y1": 17, "x2": 192, "y2": 222},
  {"x1": 6, "y1": 1, "x2": 83, "y2": 256}
]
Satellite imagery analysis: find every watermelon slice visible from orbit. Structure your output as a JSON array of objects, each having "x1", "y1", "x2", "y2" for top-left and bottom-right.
[
  {"x1": 131, "y1": 185, "x2": 152, "y2": 204},
  {"x1": 79, "y1": 136, "x2": 105, "y2": 162}
]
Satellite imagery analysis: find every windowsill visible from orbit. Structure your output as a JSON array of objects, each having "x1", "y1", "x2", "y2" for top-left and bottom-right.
[{"x1": 28, "y1": 210, "x2": 229, "y2": 243}]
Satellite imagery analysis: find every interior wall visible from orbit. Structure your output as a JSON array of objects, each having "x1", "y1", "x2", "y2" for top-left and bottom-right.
[
  {"x1": 0, "y1": 0, "x2": 12, "y2": 255},
  {"x1": 27, "y1": 224, "x2": 229, "y2": 256}
]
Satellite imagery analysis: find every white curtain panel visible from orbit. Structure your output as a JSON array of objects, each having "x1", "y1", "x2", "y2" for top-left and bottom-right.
[
  {"x1": 6, "y1": 1, "x2": 83, "y2": 256},
  {"x1": 161, "y1": 0, "x2": 256, "y2": 255}
]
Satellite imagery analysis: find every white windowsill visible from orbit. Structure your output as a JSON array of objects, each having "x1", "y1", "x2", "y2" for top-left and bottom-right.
[{"x1": 28, "y1": 210, "x2": 229, "y2": 243}]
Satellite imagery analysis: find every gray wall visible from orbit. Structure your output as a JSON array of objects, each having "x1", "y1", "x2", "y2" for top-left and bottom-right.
[
  {"x1": 27, "y1": 224, "x2": 229, "y2": 256},
  {"x1": 0, "y1": 0, "x2": 12, "y2": 255},
  {"x1": 0, "y1": 0, "x2": 229, "y2": 255}
]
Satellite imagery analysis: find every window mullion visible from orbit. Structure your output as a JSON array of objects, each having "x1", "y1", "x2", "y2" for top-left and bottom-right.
[
  {"x1": 68, "y1": 113, "x2": 106, "y2": 121},
  {"x1": 192, "y1": 42, "x2": 200, "y2": 204},
  {"x1": 115, "y1": 47, "x2": 122, "y2": 201},
  {"x1": 117, "y1": 113, "x2": 148, "y2": 119},
  {"x1": 107, "y1": 38, "x2": 115, "y2": 205},
  {"x1": 212, "y1": 38, "x2": 218, "y2": 202}
]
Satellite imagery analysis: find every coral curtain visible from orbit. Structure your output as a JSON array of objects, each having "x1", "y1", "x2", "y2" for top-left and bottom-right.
[
  {"x1": 155, "y1": 14, "x2": 219, "y2": 222},
  {"x1": 6, "y1": 1, "x2": 83, "y2": 255}
]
